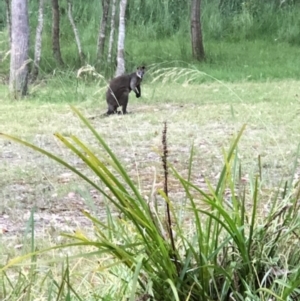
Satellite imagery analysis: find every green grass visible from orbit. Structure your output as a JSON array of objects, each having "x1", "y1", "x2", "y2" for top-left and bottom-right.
[
  {"x1": 0, "y1": 78, "x2": 299, "y2": 230},
  {"x1": 126, "y1": 39, "x2": 300, "y2": 82},
  {"x1": 1, "y1": 89, "x2": 300, "y2": 299},
  {"x1": 0, "y1": 77, "x2": 300, "y2": 299}
]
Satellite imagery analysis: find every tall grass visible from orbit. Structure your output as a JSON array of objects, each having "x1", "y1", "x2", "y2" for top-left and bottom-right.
[
  {"x1": 1, "y1": 108, "x2": 300, "y2": 300},
  {"x1": 203, "y1": 1, "x2": 300, "y2": 43}
]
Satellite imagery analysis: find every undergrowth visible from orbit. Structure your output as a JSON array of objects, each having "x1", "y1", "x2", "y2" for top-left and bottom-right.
[{"x1": 1, "y1": 1, "x2": 300, "y2": 80}]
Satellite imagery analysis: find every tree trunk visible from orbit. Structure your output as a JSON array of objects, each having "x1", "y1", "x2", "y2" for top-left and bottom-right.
[
  {"x1": 5, "y1": 0, "x2": 12, "y2": 47},
  {"x1": 9, "y1": 0, "x2": 30, "y2": 98},
  {"x1": 97, "y1": 0, "x2": 110, "y2": 62},
  {"x1": 107, "y1": 0, "x2": 117, "y2": 63},
  {"x1": 191, "y1": 0, "x2": 205, "y2": 61},
  {"x1": 67, "y1": 0, "x2": 85, "y2": 63},
  {"x1": 51, "y1": 0, "x2": 64, "y2": 66},
  {"x1": 115, "y1": 0, "x2": 127, "y2": 77},
  {"x1": 31, "y1": 0, "x2": 45, "y2": 82}
]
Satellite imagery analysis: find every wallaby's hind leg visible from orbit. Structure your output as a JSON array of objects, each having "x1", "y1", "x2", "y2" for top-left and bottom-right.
[
  {"x1": 107, "y1": 103, "x2": 118, "y2": 115},
  {"x1": 121, "y1": 93, "x2": 129, "y2": 114}
]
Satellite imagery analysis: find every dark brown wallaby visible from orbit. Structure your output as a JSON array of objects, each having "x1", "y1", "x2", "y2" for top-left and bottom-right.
[{"x1": 106, "y1": 66, "x2": 145, "y2": 115}]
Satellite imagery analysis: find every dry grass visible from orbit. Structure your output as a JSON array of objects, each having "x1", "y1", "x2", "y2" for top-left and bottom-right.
[
  {"x1": 0, "y1": 79, "x2": 300, "y2": 299},
  {"x1": 0, "y1": 80, "x2": 300, "y2": 237}
]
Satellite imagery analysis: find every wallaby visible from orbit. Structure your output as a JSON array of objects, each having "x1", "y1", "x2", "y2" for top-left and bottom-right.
[{"x1": 106, "y1": 66, "x2": 145, "y2": 115}]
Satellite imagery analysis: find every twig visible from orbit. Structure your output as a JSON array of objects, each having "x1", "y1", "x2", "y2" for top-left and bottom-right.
[{"x1": 161, "y1": 121, "x2": 180, "y2": 275}]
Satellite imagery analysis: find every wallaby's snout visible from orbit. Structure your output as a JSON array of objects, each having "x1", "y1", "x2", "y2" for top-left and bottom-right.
[{"x1": 136, "y1": 66, "x2": 145, "y2": 79}]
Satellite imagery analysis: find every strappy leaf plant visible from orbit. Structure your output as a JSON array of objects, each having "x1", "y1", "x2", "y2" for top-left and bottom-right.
[{"x1": 1, "y1": 107, "x2": 300, "y2": 301}]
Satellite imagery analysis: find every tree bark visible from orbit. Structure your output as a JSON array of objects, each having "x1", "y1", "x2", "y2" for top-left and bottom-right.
[
  {"x1": 9, "y1": 0, "x2": 30, "y2": 98},
  {"x1": 51, "y1": 0, "x2": 64, "y2": 66},
  {"x1": 115, "y1": 0, "x2": 127, "y2": 77},
  {"x1": 97, "y1": 0, "x2": 110, "y2": 62},
  {"x1": 31, "y1": 0, "x2": 45, "y2": 81},
  {"x1": 67, "y1": 0, "x2": 85, "y2": 63},
  {"x1": 191, "y1": 0, "x2": 205, "y2": 61},
  {"x1": 5, "y1": 0, "x2": 12, "y2": 47},
  {"x1": 107, "y1": 0, "x2": 117, "y2": 62}
]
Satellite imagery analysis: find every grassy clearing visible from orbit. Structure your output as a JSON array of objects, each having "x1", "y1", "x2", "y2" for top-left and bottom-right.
[
  {"x1": 1, "y1": 79, "x2": 300, "y2": 299},
  {"x1": 1, "y1": 79, "x2": 300, "y2": 226}
]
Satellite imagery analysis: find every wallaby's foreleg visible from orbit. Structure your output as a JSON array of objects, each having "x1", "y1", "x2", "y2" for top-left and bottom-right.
[
  {"x1": 130, "y1": 77, "x2": 141, "y2": 98},
  {"x1": 135, "y1": 85, "x2": 141, "y2": 98}
]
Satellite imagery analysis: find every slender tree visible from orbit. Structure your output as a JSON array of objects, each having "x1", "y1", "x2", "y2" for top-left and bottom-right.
[
  {"x1": 115, "y1": 0, "x2": 127, "y2": 77},
  {"x1": 31, "y1": 0, "x2": 45, "y2": 81},
  {"x1": 4, "y1": 0, "x2": 12, "y2": 47},
  {"x1": 9, "y1": 0, "x2": 30, "y2": 98},
  {"x1": 51, "y1": 0, "x2": 64, "y2": 66},
  {"x1": 67, "y1": 0, "x2": 85, "y2": 63},
  {"x1": 191, "y1": 0, "x2": 205, "y2": 61},
  {"x1": 107, "y1": 0, "x2": 117, "y2": 63},
  {"x1": 97, "y1": 0, "x2": 110, "y2": 61}
]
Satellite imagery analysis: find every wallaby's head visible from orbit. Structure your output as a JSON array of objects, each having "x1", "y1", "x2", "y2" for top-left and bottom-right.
[{"x1": 136, "y1": 66, "x2": 146, "y2": 79}]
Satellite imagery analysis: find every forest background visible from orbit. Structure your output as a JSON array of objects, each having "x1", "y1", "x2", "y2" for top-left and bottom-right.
[{"x1": 1, "y1": 0, "x2": 300, "y2": 83}]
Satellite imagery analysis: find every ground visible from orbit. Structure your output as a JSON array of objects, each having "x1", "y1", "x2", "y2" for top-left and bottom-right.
[{"x1": 0, "y1": 80, "x2": 300, "y2": 243}]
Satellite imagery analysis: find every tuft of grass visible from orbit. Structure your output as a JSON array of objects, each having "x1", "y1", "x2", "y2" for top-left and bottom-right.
[{"x1": 1, "y1": 107, "x2": 300, "y2": 300}]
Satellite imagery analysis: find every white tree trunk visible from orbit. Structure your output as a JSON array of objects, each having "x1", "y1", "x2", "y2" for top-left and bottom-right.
[
  {"x1": 115, "y1": 0, "x2": 127, "y2": 77},
  {"x1": 5, "y1": 0, "x2": 12, "y2": 47},
  {"x1": 31, "y1": 0, "x2": 45, "y2": 81},
  {"x1": 107, "y1": 0, "x2": 117, "y2": 62},
  {"x1": 9, "y1": 0, "x2": 30, "y2": 98},
  {"x1": 67, "y1": 0, "x2": 84, "y2": 63}
]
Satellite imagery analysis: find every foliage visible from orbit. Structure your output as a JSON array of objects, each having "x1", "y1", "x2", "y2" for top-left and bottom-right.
[
  {"x1": 1, "y1": 0, "x2": 300, "y2": 77},
  {"x1": 1, "y1": 108, "x2": 300, "y2": 300}
]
